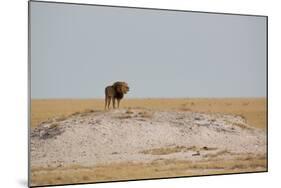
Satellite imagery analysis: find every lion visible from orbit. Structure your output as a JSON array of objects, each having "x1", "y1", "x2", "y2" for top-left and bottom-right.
[{"x1": 104, "y1": 81, "x2": 129, "y2": 110}]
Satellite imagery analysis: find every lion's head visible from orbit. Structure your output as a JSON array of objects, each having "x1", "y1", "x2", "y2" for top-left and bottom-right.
[{"x1": 113, "y1": 81, "x2": 130, "y2": 94}]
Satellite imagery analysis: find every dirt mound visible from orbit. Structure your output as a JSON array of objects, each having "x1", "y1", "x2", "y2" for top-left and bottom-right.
[{"x1": 30, "y1": 108, "x2": 266, "y2": 169}]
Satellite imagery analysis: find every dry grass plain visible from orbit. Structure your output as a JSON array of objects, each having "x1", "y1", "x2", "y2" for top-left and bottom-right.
[
  {"x1": 31, "y1": 155, "x2": 266, "y2": 186},
  {"x1": 30, "y1": 98, "x2": 267, "y2": 186},
  {"x1": 31, "y1": 98, "x2": 267, "y2": 129}
]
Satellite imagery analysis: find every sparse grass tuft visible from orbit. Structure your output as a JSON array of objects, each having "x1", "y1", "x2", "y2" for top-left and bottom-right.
[
  {"x1": 117, "y1": 115, "x2": 132, "y2": 119},
  {"x1": 141, "y1": 146, "x2": 197, "y2": 155},
  {"x1": 71, "y1": 112, "x2": 80, "y2": 116},
  {"x1": 83, "y1": 109, "x2": 95, "y2": 113},
  {"x1": 138, "y1": 111, "x2": 153, "y2": 118},
  {"x1": 203, "y1": 150, "x2": 232, "y2": 158},
  {"x1": 125, "y1": 110, "x2": 134, "y2": 114},
  {"x1": 224, "y1": 119, "x2": 251, "y2": 130},
  {"x1": 49, "y1": 123, "x2": 60, "y2": 129},
  {"x1": 178, "y1": 107, "x2": 192, "y2": 112},
  {"x1": 55, "y1": 116, "x2": 67, "y2": 122},
  {"x1": 201, "y1": 146, "x2": 217, "y2": 151}
]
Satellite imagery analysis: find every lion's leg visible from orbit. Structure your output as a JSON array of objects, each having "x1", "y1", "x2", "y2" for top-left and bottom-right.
[
  {"x1": 104, "y1": 97, "x2": 108, "y2": 110},
  {"x1": 107, "y1": 97, "x2": 111, "y2": 109},
  {"x1": 117, "y1": 99, "x2": 120, "y2": 108},
  {"x1": 113, "y1": 98, "x2": 116, "y2": 109}
]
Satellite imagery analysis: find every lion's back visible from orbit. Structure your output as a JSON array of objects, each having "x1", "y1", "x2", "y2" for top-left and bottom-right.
[{"x1": 105, "y1": 86, "x2": 115, "y2": 97}]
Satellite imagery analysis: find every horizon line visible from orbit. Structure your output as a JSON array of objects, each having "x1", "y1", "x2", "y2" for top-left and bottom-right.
[{"x1": 31, "y1": 96, "x2": 267, "y2": 100}]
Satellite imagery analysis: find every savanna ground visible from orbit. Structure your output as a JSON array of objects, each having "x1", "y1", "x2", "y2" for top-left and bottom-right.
[{"x1": 30, "y1": 98, "x2": 267, "y2": 186}]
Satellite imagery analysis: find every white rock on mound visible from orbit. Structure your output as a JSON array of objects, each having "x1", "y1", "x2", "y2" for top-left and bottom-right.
[{"x1": 30, "y1": 109, "x2": 266, "y2": 168}]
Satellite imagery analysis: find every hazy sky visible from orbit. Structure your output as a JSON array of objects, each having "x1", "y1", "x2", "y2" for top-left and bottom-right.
[{"x1": 30, "y1": 1, "x2": 267, "y2": 99}]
